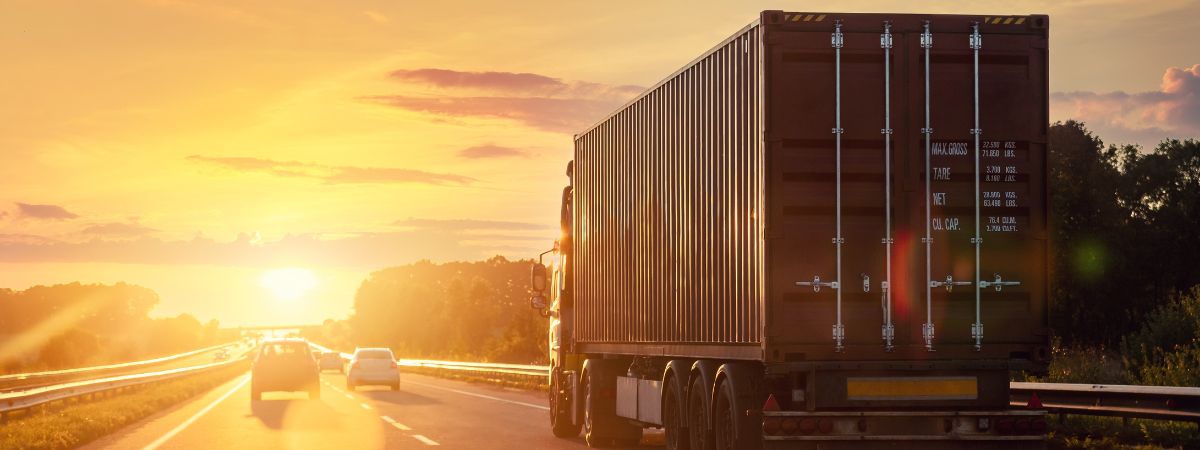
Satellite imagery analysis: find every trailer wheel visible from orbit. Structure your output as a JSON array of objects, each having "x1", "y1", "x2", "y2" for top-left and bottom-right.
[
  {"x1": 663, "y1": 374, "x2": 689, "y2": 450},
  {"x1": 550, "y1": 371, "x2": 581, "y2": 438},
  {"x1": 687, "y1": 376, "x2": 713, "y2": 450},
  {"x1": 713, "y1": 380, "x2": 744, "y2": 450},
  {"x1": 581, "y1": 368, "x2": 611, "y2": 447}
]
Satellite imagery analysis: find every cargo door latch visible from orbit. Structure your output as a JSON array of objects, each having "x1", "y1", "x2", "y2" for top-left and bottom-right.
[
  {"x1": 795, "y1": 275, "x2": 838, "y2": 293},
  {"x1": 978, "y1": 273, "x2": 1021, "y2": 291},
  {"x1": 930, "y1": 275, "x2": 972, "y2": 292}
]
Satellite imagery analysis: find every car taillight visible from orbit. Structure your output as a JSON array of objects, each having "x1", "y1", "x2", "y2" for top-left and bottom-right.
[
  {"x1": 390, "y1": 361, "x2": 398, "y2": 369},
  {"x1": 352, "y1": 362, "x2": 360, "y2": 370}
]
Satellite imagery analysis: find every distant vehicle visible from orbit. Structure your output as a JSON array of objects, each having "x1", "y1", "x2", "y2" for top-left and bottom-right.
[
  {"x1": 346, "y1": 348, "x2": 399, "y2": 391},
  {"x1": 251, "y1": 338, "x2": 320, "y2": 400},
  {"x1": 318, "y1": 351, "x2": 344, "y2": 373},
  {"x1": 212, "y1": 349, "x2": 229, "y2": 362}
]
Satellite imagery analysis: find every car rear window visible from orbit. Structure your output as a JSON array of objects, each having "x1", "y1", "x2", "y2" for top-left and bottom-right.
[
  {"x1": 261, "y1": 342, "x2": 309, "y2": 357},
  {"x1": 356, "y1": 349, "x2": 393, "y2": 360}
]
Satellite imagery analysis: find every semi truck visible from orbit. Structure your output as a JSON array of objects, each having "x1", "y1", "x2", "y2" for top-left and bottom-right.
[{"x1": 529, "y1": 10, "x2": 1050, "y2": 449}]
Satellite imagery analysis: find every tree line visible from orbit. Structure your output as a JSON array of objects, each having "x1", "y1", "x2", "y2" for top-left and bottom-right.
[{"x1": 0, "y1": 282, "x2": 232, "y2": 374}]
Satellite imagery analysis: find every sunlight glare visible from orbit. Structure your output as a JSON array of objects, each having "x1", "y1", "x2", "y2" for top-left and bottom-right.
[{"x1": 259, "y1": 268, "x2": 318, "y2": 301}]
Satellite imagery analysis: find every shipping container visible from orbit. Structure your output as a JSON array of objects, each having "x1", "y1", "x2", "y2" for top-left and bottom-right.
[{"x1": 531, "y1": 10, "x2": 1050, "y2": 449}]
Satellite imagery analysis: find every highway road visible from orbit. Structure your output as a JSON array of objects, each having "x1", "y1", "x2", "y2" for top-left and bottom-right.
[{"x1": 83, "y1": 370, "x2": 665, "y2": 449}]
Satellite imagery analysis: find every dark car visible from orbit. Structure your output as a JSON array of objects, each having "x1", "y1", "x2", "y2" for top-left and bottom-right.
[{"x1": 251, "y1": 339, "x2": 320, "y2": 400}]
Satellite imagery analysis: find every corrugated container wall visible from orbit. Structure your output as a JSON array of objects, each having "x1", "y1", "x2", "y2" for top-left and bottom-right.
[
  {"x1": 571, "y1": 11, "x2": 1049, "y2": 363},
  {"x1": 573, "y1": 25, "x2": 766, "y2": 352}
]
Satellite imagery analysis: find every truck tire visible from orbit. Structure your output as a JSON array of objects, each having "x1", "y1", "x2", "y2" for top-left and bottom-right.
[
  {"x1": 713, "y1": 363, "x2": 763, "y2": 450},
  {"x1": 713, "y1": 380, "x2": 751, "y2": 450},
  {"x1": 582, "y1": 360, "x2": 641, "y2": 448},
  {"x1": 688, "y1": 376, "x2": 713, "y2": 450},
  {"x1": 550, "y1": 371, "x2": 582, "y2": 438},
  {"x1": 662, "y1": 374, "x2": 689, "y2": 450}
]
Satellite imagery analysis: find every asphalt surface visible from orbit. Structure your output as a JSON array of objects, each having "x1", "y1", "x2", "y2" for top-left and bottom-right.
[{"x1": 83, "y1": 370, "x2": 665, "y2": 449}]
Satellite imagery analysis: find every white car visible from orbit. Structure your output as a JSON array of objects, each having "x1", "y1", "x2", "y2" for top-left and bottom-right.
[{"x1": 346, "y1": 348, "x2": 400, "y2": 391}]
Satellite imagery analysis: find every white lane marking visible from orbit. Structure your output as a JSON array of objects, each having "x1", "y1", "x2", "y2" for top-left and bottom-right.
[
  {"x1": 360, "y1": 402, "x2": 373, "y2": 410},
  {"x1": 344, "y1": 393, "x2": 355, "y2": 400},
  {"x1": 412, "y1": 435, "x2": 440, "y2": 446},
  {"x1": 405, "y1": 381, "x2": 549, "y2": 411},
  {"x1": 141, "y1": 375, "x2": 249, "y2": 450},
  {"x1": 380, "y1": 415, "x2": 412, "y2": 431}
]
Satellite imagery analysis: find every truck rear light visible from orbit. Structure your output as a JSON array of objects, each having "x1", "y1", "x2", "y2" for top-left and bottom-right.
[
  {"x1": 1030, "y1": 418, "x2": 1047, "y2": 434},
  {"x1": 799, "y1": 418, "x2": 816, "y2": 434},
  {"x1": 762, "y1": 418, "x2": 781, "y2": 435},
  {"x1": 996, "y1": 418, "x2": 1014, "y2": 434},
  {"x1": 780, "y1": 418, "x2": 798, "y2": 434},
  {"x1": 1014, "y1": 419, "x2": 1031, "y2": 434},
  {"x1": 817, "y1": 418, "x2": 833, "y2": 434},
  {"x1": 977, "y1": 417, "x2": 990, "y2": 431}
]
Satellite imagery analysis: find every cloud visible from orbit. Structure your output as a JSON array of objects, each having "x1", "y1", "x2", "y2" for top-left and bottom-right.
[
  {"x1": 188, "y1": 155, "x2": 475, "y2": 186},
  {"x1": 366, "y1": 68, "x2": 644, "y2": 133},
  {"x1": 363, "y1": 10, "x2": 389, "y2": 24},
  {"x1": 0, "y1": 229, "x2": 546, "y2": 268},
  {"x1": 389, "y1": 69, "x2": 564, "y2": 94},
  {"x1": 394, "y1": 217, "x2": 551, "y2": 231},
  {"x1": 1052, "y1": 64, "x2": 1200, "y2": 147},
  {"x1": 81, "y1": 222, "x2": 159, "y2": 238},
  {"x1": 361, "y1": 95, "x2": 620, "y2": 133},
  {"x1": 457, "y1": 144, "x2": 528, "y2": 159},
  {"x1": 15, "y1": 202, "x2": 78, "y2": 220}
]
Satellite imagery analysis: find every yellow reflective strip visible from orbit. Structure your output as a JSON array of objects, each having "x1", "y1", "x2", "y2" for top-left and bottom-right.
[
  {"x1": 992, "y1": 17, "x2": 1003, "y2": 24},
  {"x1": 815, "y1": 14, "x2": 826, "y2": 22},
  {"x1": 804, "y1": 14, "x2": 814, "y2": 22},
  {"x1": 846, "y1": 377, "x2": 978, "y2": 400},
  {"x1": 1015, "y1": 17, "x2": 1027, "y2": 25},
  {"x1": 983, "y1": 17, "x2": 991, "y2": 24},
  {"x1": 791, "y1": 14, "x2": 801, "y2": 22},
  {"x1": 1004, "y1": 17, "x2": 1015, "y2": 25}
]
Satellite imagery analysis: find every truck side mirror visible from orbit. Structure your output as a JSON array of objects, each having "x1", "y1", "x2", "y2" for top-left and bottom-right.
[
  {"x1": 530, "y1": 294, "x2": 547, "y2": 310},
  {"x1": 530, "y1": 263, "x2": 549, "y2": 293}
]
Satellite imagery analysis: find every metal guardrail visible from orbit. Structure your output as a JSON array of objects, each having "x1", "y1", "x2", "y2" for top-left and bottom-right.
[
  {"x1": 0, "y1": 341, "x2": 241, "y2": 393},
  {"x1": 307, "y1": 343, "x2": 546, "y2": 378},
  {"x1": 0, "y1": 353, "x2": 250, "y2": 422},
  {"x1": 1011, "y1": 381, "x2": 1200, "y2": 423},
  {"x1": 309, "y1": 342, "x2": 1200, "y2": 423}
]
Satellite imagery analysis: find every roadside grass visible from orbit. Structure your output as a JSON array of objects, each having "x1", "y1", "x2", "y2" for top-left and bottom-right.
[
  {"x1": 1048, "y1": 415, "x2": 1199, "y2": 450},
  {"x1": 0, "y1": 361, "x2": 248, "y2": 450}
]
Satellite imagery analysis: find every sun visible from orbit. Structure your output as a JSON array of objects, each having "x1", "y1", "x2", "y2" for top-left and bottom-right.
[{"x1": 259, "y1": 268, "x2": 318, "y2": 301}]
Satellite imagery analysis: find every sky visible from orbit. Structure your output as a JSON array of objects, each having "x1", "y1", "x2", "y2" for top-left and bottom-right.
[{"x1": 1, "y1": 0, "x2": 1197, "y2": 326}]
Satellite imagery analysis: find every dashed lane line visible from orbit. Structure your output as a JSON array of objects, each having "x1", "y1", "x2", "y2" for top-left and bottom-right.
[
  {"x1": 380, "y1": 416, "x2": 412, "y2": 431},
  {"x1": 141, "y1": 375, "x2": 249, "y2": 450},
  {"x1": 360, "y1": 402, "x2": 373, "y2": 410},
  {"x1": 412, "y1": 435, "x2": 440, "y2": 446},
  {"x1": 405, "y1": 380, "x2": 550, "y2": 411}
]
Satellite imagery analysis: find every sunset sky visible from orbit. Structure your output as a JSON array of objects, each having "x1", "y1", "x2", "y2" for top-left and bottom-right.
[{"x1": 2, "y1": 0, "x2": 1197, "y2": 326}]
